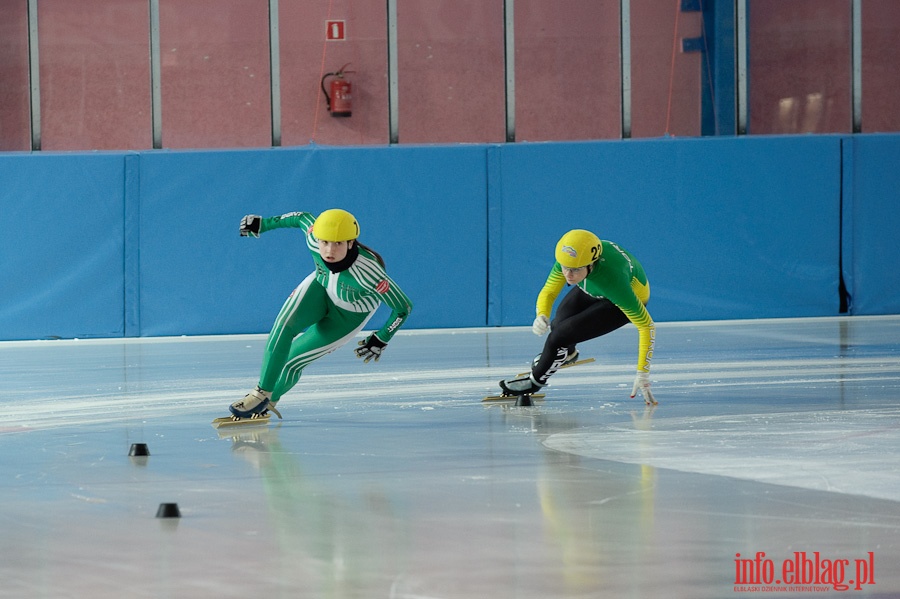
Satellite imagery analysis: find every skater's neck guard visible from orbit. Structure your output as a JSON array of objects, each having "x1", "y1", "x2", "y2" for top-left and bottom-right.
[{"x1": 324, "y1": 241, "x2": 359, "y2": 273}]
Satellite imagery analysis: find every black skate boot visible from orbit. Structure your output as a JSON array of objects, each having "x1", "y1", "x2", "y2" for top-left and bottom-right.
[
  {"x1": 499, "y1": 373, "x2": 546, "y2": 396},
  {"x1": 498, "y1": 374, "x2": 546, "y2": 406}
]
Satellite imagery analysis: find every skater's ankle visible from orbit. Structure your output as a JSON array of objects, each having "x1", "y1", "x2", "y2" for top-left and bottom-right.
[{"x1": 529, "y1": 374, "x2": 548, "y2": 388}]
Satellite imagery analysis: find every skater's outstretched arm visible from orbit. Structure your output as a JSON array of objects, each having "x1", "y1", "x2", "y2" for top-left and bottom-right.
[{"x1": 240, "y1": 211, "x2": 318, "y2": 238}]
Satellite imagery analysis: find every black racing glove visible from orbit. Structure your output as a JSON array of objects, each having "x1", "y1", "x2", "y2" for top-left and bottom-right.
[
  {"x1": 240, "y1": 214, "x2": 261, "y2": 237},
  {"x1": 355, "y1": 334, "x2": 387, "y2": 363}
]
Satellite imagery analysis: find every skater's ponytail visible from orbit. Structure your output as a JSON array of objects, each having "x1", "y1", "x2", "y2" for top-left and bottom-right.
[{"x1": 357, "y1": 242, "x2": 385, "y2": 267}]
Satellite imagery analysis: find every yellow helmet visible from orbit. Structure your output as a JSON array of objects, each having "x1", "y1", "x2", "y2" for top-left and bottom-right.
[
  {"x1": 555, "y1": 229, "x2": 602, "y2": 268},
  {"x1": 313, "y1": 209, "x2": 360, "y2": 241}
]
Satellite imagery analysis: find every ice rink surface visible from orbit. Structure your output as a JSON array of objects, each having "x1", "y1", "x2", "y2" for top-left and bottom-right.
[{"x1": 2, "y1": 316, "x2": 900, "y2": 598}]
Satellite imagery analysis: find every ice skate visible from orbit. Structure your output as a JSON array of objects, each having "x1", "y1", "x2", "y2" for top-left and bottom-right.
[
  {"x1": 521, "y1": 349, "x2": 594, "y2": 377},
  {"x1": 483, "y1": 374, "x2": 546, "y2": 405},
  {"x1": 532, "y1": 348, "x2": 580, "y2": 369},
  {"x1": 230, "y1": 386, "x2": 273, "y2": 418},
  {"x1": 562, "y1": 348, "x2": 580, "y2": 367},
  {"x1": 498, "y1": 373, "x2": 546, "y2": 397},
  {"x1": 212, "y1": 387, "x2": 282, "y2": 428}
]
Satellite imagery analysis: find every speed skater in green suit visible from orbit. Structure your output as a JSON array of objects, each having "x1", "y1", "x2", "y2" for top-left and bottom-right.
[{"x1": 229, "y1": 208, "x2": 413, "y2": 418}]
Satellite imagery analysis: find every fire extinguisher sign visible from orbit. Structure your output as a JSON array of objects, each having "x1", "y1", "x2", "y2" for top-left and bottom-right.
[{"x1": 325, "y1": 20, "x2": 346, "y2": 41}]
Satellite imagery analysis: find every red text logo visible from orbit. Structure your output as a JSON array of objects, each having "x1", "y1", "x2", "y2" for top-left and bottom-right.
[{"x1": 734, "y1": 551, "x2": 875, "y2": 592}]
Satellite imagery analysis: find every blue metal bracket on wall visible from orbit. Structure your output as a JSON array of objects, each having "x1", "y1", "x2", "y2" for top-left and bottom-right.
[{"x1": 682, "y1": 36, "x2": 704, "y2": 53}]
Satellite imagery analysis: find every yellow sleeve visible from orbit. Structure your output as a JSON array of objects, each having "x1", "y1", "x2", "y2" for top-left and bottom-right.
[
  {"x1": 535, "y1": 264, "x2": 566, "y2": 317},
  {"x1": 634, "y1": 314, "x2": 655, "y2": 373},
  {"x1": 600, "y1": 276, "x2": 654, "y2": 372},
  {"x1": 629, "y1": 279, "x2": 654, "y2": 373}
]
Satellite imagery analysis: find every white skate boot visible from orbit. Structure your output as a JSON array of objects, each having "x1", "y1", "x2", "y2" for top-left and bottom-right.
[{"x1": 229, "y1": 386, "x2": 273, "y2": 418}]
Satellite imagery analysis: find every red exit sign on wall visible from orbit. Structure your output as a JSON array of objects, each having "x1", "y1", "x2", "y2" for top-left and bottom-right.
[{"x1": 326, "y1": 20, "x2": 346, "y2": 41}]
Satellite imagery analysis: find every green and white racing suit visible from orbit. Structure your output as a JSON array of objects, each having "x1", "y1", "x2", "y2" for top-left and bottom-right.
[{"x1": 252, "y1": 212, "x2": 412, "y2": 404}]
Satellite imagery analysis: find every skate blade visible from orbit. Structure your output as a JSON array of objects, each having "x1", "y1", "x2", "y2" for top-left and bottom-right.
[
  {"x1": 482, "y1": 393, "x2": 546, "y2": 403},
  {"x1": 517, "y1": 357, "x2": 595, "y2": 377},
  {"x1": 211, "y1": 413, "x2": 272, "y2": 429}
]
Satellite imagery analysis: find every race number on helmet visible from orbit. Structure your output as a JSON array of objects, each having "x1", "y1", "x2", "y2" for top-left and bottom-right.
[{"x1": 555, "y1": 229, "x2": 602, "y2": 269}]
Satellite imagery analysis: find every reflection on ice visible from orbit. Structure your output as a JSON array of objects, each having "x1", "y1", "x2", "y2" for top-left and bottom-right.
[{"x1": 545, "y1": 407, "x2": 900, "y2": 502}]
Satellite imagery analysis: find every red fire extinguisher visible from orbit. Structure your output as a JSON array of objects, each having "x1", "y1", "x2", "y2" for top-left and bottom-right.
[{"x1": 321, "y1": 63, "x2": 354, "y2": 117}]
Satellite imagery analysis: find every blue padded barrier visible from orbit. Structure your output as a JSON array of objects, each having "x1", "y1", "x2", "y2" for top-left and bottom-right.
[
  {"x1": 1, "y1": 134, "x2": 897, "y2": 341},
  {"x1": 492, "y1": 136, "x2": 842, "y2": 324},
  {"x1": 0, "y1": 153, "x2": 127, "y2": 340},
  {"x1": 135, "y1": 145, "x2": 488, "y2": 336},
  {"x1": 844, "y1": 135, "x2": 900, "y2": 315}
]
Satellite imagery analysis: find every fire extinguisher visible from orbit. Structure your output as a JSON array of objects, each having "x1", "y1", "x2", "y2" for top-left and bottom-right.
[{"x1": 321, "y1": 63, "x2": 354, "y2": 117}]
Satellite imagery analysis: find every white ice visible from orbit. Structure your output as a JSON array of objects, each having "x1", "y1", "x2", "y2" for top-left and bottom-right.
[{"x1": 2, "y1": 316, "x2": 899, "y2": 598}]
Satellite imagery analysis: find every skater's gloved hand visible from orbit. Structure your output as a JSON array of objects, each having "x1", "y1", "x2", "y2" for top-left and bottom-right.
[
  {"x1": 630, "y1": 370, "x2": 657, "y2": 405},
  {"x1": 532, "y1": 314, "x2": 550, "y2": 336},
  {"x1": 355, "y1": 334, "x2": 387, "y2": 363},
  {"x1": 240, "y1": 214, "x2": 262, "y2": 237}
]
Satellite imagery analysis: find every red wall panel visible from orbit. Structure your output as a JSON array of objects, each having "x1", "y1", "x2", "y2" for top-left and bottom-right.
[
  {"x1": 397, "y1": 0, "x2": 506, "y2": 144},
  {"x1": 515, "y1": 0, "x2": 621, "y2": 142},
  {"x1": 861, "y1": 0, "x2": 900, "y2": 133},
  {"x1": 37, "y1": 0, "x2": 151, "y2": 151},
  {"x1": 158, "y1": 0, "x2": 270, "y2": 149},
  {"x1": 748, "y1": 0, "x2": 850, "y2": 134},
  {"x1": 631, "y1": 0, "x2": 703, "y2": 138},
  {"x1": 5, "y1": 1, "x2": 899, "y2": 152},
  {"x1": 0, "y1": 2, "x2": 30, "y2": 151},
  {"x1": 279, "y1": 0, "x2": 388, "y2": 146}
]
